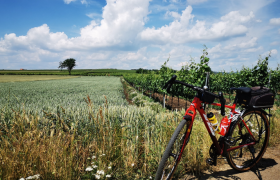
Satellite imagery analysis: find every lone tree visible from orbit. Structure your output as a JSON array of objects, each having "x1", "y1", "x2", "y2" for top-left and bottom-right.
[{"x1": 58, "y1": 58, "x2": 77, "y2": 75}]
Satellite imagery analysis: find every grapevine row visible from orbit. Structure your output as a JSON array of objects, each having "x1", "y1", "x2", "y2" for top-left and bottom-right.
[{"x1": 123, "y1": 50, "x2": 280, "y2": 105}]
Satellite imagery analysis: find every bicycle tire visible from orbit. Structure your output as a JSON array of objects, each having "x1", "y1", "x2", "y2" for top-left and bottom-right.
[
  {"x1": 155, "y1": 119, "x2": 191, "y2": 180},
  {"x1": 225, "y1": 109, "x2": 269, "y2": 171}
]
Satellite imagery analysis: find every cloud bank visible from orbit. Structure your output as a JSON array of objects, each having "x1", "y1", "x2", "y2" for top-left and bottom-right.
[{"x1": 0, "y1": 0, "x2": 279, "y2": 71}]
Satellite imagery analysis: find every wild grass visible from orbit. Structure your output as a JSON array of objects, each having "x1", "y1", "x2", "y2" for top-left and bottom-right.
[{"x1": 268, "y1": 106, "x2": 280, "y2": 146}]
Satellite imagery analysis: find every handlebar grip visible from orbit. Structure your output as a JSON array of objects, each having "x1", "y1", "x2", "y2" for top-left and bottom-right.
[
  {"x1": 166, "y1": 83, "x2": 172, "y2": 93},
  {"x1": 163, "y1": 75, "x2": 177, "y2": 93},
  {"x1": 218, "y1": 92, "x2": 225, "y2": 116}
]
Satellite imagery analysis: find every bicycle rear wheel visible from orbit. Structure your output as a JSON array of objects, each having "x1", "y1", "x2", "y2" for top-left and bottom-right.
[
  {"x1": 155, "y1": 119, "x2": 191, "y2": 180},
  {"x1": 225, "y1": 109, "x2": 269, "y2": 171}
]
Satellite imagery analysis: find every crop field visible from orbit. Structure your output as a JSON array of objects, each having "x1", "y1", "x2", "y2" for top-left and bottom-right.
[
  {"x1": 0, "y1": 76, "x2": 198, "y2": 179},
  {"x1": 0, "y1": 76, "x2": 128, "y2": 115},
  {"x1": 0, "y1": 69, "x2": 137, "y2": 76},
  {"x1": 0, "y1": 75, "x2": 78, "y2": 83},
  {"x1": 1, "y1": 76, "x2": 280, "y2": 179}
]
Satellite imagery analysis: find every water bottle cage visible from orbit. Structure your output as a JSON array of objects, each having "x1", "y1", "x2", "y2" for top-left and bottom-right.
[{"x1": 211, "y1": 122, "x2": 219, "y2": 131}]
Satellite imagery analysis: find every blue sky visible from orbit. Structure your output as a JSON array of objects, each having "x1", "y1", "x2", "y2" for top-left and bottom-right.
[{"x1": 0, "y1": 0, "x2": 280, "y2": 71}]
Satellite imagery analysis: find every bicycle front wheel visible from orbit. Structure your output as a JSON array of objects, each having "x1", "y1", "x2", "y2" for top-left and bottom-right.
[
  {"x1": 225, "y1": 109, "x2": 269, "y2": 171},
  {"x1": 155, "y1": 119, "x2": 191, "y2": 180}
]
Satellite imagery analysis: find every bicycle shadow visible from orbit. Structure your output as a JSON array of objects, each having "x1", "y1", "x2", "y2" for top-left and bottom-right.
[{"x1": 182, "y1": 158, "x2": 278, "y2": 180}]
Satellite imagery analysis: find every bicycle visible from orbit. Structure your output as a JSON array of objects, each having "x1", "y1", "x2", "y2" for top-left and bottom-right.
[{"x1": 155, "y1": 74, "x2": 275, "y2": 180}]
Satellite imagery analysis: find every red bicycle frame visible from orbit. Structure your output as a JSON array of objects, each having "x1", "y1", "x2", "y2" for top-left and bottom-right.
[{"x1": 182, "y1": 96, "x2": 256, "y2": 156}]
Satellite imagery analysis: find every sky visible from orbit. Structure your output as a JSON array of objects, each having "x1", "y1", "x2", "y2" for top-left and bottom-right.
[{"x1": 0, "y1": 0, "x2": 280, "y2": 72}]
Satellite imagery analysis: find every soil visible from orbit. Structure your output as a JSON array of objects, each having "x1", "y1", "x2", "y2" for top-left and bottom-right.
[
  {"x1": 122, "y1": 83, "x2": 134, "y2": 105},
  {"x1": 181, "y1": 143, "x2": 280, "y2": 180},
  {"x1": 145, "y1": 91, "x2": 192, "y2": 110},
  {"x1": 143, "y1": 91, "x2": 232, "y2": 111}
]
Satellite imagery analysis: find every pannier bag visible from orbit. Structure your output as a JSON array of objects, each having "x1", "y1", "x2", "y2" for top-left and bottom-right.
[{"x1": 236, "y1": 86, "x2": 275, "y2": 108}]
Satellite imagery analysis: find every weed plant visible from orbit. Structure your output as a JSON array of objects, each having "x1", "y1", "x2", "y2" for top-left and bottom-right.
[{"x1": 1, "y1": 95, "x2": 212, "y2": 179}]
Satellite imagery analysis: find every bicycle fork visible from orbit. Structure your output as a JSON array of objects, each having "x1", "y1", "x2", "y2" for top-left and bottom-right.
[{"x1": 175, "y1": 104, "x2": 197, "y2": 163}]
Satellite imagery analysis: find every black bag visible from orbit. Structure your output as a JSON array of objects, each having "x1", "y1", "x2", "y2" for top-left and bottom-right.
[
  {"x1": 236, "y1": 86, "x2": 275, "y2": 108},
  {"x1": 201, "y1": 92, "x2": 216, "y2": 104}
]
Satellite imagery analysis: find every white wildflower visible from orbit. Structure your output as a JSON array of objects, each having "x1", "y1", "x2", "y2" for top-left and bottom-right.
[
  {"x1": 95, "y1": 174, "x2": 101, "y2": 179},
  {"x1": 108, "y1": 166, "x2": 112, "y2": 169},
  {"x1": 149, "y1": 176, "x2": 152, "y2": 179},
  {"x1": 92, "y1": 155, "x2": 96, "y2": 159},
  {"x1": 106, "y1": 174, "x2": 111, "y2": 178},
  {"x1": 26, "y1": 174, "x2": 40, "y2": 180},
  {"x1": 85, "y1": 166, "x2": 93, "y2": 171},
  {"x1": 91, "y1": 162, "x2": 95, "y2": 165},
  {"x1": 19, "y1": 178, "x2": 25, "y2": 180},
  {"x1": 131, "y1": 163, "x2": 134, "y2": 167},
  {"x1": 92, "y1": 165, "x2": 98, "y2": 168},
  {"x1": 102, "y1": 154, "x2": 105, "y2": 156},
  {"x1": 97, "y1": 170, "x2": 105, "y2": 175},
  {"x1": 248, "y1": 122, "x2": 253, "y2": 127}
]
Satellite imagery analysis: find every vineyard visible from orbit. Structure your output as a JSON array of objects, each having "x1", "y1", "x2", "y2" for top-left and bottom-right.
[{"x1": 123, "y1": 50, "x2": 280, "y2": 107}]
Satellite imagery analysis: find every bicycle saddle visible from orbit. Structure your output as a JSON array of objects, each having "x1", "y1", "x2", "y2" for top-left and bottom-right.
[{"x1": 230, "y1": 87, "x2": 251, "y2": 93}]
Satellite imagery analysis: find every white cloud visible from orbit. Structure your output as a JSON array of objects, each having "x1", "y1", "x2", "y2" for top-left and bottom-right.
[
  {"x1": 64, "y1": 0, "x2": 76, "y2": 4},
  {"x1": 244, "y1": 46, "x2": 263, "y2": 53},
  {"x1": 224, "y1": 37, "x2": 258, "y2": 50},
  {"x1": 64, "y1": 0, "x2": 88, "y2": 5},
  {"x1": 165, "y1": 11, "x2": 181, "y2": 20},
  {"x1": 270, "y1": 41, "x2": 279, "y2": 46},
  {"x1": 261, "y1": 49, "x2": 278, "y2": 58},
  {"x1": 269, "y1": 18, "x2": 280, "y2": 25},
  {"x1": 75, "y1": 0, "x2": 150, "y2": 48},
  {"x1": 86, "y1": 13, "x2": 101, "y2": 19},
  {"x1": 81, "y1": 0, "x2": 88, "y2": 5},
  {"x1": 1, "y1": 0, "x2": 278, "y2": 71},
  {"x1": 0, "y1": 0, "x2": 152, "y2": 69},
  {"x1": 256, "y1": 19, "x2": 262, "y2": 23},
  {"x1": 210, "y1": 38, "x2": 261, "y2": 54},
  {"x1": 0, "y1": 24, "x2": 73, "y2": 53},
  {"x1": 1, "y1": 0, "x2": 151, "y2": 52},
  {"x1": 187, "y1": 0, "x2": 207, "y2": 5},
  {"x1": 140, "y1": 7, "x2": 254, "y2": 44},
  {"x1": 271, "y1": 49, "x2": 278, "y2": 55}
]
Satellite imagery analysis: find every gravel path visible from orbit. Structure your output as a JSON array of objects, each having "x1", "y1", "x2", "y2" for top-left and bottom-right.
[{"x1": 181, "y1": 144, "x2": 280, "y2": 180}]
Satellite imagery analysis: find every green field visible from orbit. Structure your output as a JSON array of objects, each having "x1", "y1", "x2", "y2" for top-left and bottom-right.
[
  {"x1": 0, "y1": 76, "x2": 128, "y2": 117},
  {"x1": 0, "y1": 69, "x2": 137, "y2": 76},
  {"x1": 0, "y1": 75, "x2": 78, "y2": 83},
  {"x1": 1, "y1": 76, "x2": 185, "y2": 179}
]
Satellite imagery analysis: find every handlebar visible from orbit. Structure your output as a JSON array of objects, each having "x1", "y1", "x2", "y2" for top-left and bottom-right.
[
  {"x1": 162, "y1": 75, "x2": 226, "y2": 116},
  {"x1": 163, "y1": 75, "x2": 177, "y2": 93}
]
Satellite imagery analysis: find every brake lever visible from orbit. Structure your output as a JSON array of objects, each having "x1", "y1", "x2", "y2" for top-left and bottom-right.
[{"x1": 162, "y1": 75, "x2": 177, "y2": 93}]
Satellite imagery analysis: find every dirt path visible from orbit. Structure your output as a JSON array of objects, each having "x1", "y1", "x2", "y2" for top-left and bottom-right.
[{"x1": 182, "y1": 144, "x2": 280, "y2": 180}]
